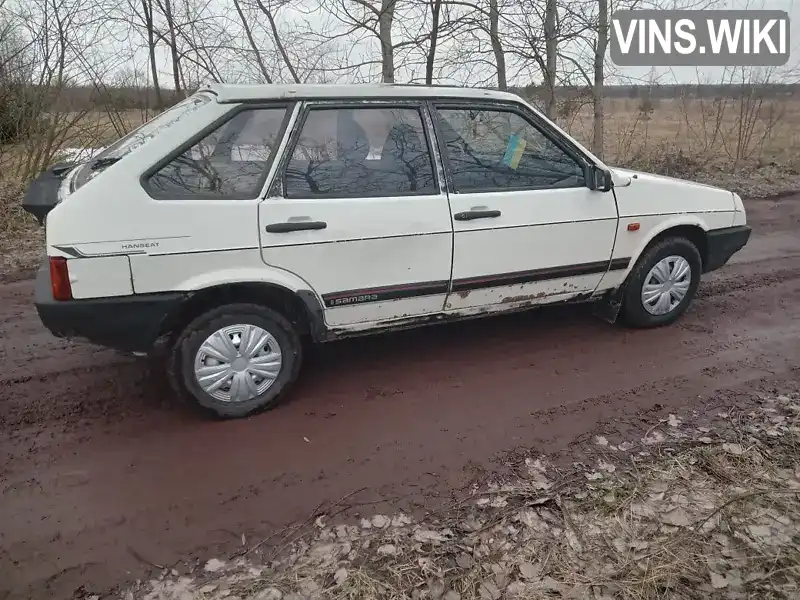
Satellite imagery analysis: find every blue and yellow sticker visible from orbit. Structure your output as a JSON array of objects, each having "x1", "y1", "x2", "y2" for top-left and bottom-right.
[{"x1": 502, "y1": 134, "x2": 527, "y2": 169}]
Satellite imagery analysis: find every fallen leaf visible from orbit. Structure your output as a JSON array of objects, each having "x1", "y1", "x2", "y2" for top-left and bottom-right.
[
  {"x1": 698, "y1": 437, "x2": 713, "y2": 444},
  {"x1": 428, "y1": 579, "x2": 445, "y2": 599},
  {"x1": 723, "y1": 443, "x2": 744, "y2": 455},
  {"x1": 414, "y1": 529, "x2": 447, "y2": 544},
  {"x1": 598, "y1": 460, "x2": 616, "y2": 473},
  {"x1": 334, "y1": 568, "x2": 348, "y2": 585},
  {"x1": 651, "y1": 481, "x2": 669, "y2": 493},
  {"x1": 479, "y1": 580, "x2": 501, "y2": 600},
  {"x1": 746, "y1": 524, "x2": 772, "y2": 541},
  {"x1": 617, "y1": 441, "x2": 634, "y2": 451},
  {"x1": 371, "y1": 515, "x2": 390, "y2": 529},
  {"x1": 525, "y1": 458, "x2": 547, "y2": 472},
  {"x1": 710, "y1": 571, "x2": 728, "y2": 589},
  {"x1": 529, "y1": 472, "x2": 552, "y2": 490},
  {"x1": 630, "y1": 502, "x2": 657, "y2": 518},
  {"x1": 392, "y1": 513, "x2": 412, "y2": 527},
  {"x1": 644, "y1": 430, "x2": 666, "y2": 444},
  {"x1": 377, "y1": 544, "x2": 397, "y2": 556},
  {"x1": 303, "y1": 437, "x2": 310, "y2": 443},
  {"x1": 595, "y1": 436, "x2": 609, "y2": 446},
  {"x1": 505, "y1": 582, "x2": 527, "y2": 596},
  {"x1": 309, "y1": 543, "x2": 340, "y2": 564},
  {"x1": 519, "y1": 562, "x2": 540, "y2": 579},
  {"x1": 660, "y1": 507, "x2": 690, "y2": 527},
  {"x1": 460, "y1": 516, "x2": 483, "y2": 532},
  {"x1": 456, "y1": 553, "x2": 474, "y2": 569},
  {"x1": 585, "y1": 471, "x2": 603, "y2": 480},
  {"x1": 539, "y1": 577, "x2": 565, "y2": 593},
  {"x1": 204, "y1": 558, "x2": 225, "y2": 572},
  {"x1": 254, "y1": 588, "x2": 282, "y2": 600},
  {"x1": 668, "y1": 414, "x2": 681, "y2": 427},
  {"x1": 443, "y1": 592, "x2": 461, "y2": 600}
]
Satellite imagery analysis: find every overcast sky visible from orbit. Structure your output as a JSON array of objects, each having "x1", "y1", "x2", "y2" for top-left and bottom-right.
[{"x1": 76, "y1": 0, "x2": 798, "y2": 88}]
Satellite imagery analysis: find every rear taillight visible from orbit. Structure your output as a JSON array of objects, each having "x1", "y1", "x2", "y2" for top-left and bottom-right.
[{"x1": 49, "y1": 256, "x2": 73, "y2": 301}]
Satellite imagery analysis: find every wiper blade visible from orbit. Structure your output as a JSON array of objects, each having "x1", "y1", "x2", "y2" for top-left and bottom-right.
[{"x1": 90, "y1": 156, "x2": 122, "y2": 170}]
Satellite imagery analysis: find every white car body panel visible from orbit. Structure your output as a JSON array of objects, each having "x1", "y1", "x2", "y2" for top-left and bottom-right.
[
  {"x1": 259, "y1": 210, "x2": 454, "y2": 326},
  {"x1": 129, "y1": 249, "x2": 314, "y2": 295},
  {"x1": 445, "y1": 187, "x2": 618, "y2": 310},
  {"x1": 67, "y1": 255, "x2": 134, "y2": 299}
]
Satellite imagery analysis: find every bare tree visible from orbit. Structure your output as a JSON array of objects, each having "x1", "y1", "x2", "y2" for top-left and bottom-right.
[
  {"x1": 543, "y1": 0, "x2": 556, "y2": 117},
  {"x1": 232, "y1": 0, "x2": 272, "y2": 83},
  {"x1": 591, "y1": 0, "x2": 606, "y2": 156},
  {"x1": 253, "y1": 0, "x2": 301, "y2": 83},
  {"x1": 425, "y1": 0, "x2": 442, "y2": 84},
  {"x1": 488, "y1": 0, "x2": 505, "y2": 90}
]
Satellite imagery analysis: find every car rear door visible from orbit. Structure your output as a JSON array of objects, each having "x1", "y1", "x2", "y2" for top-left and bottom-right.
[
  {"x1": 257, "y1": 99, "x2": 454, "y2": 328},
  {"x1": 430, "y1": 100, "x2": 620, "y2": 313}
]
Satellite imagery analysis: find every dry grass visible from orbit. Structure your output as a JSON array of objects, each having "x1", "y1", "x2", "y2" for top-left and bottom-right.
[
  {"x1": 560, "y1": 97, "x2": 800, "y2": 199},
  {"x1": 126, "y1": 392, "x2": 800, "y2": 600}
]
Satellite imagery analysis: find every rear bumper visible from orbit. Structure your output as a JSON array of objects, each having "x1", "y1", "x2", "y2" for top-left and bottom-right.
[
  {"x1": 704, "y1": 225, "x2": 751, "y2": 272},
  {"x1": 34, "y1": 261, "x2": 187, "y2": 353}
]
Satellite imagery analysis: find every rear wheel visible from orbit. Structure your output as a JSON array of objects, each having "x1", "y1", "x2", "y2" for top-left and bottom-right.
[
  {"x1": 620, "y1": 237, "x2": 702, "y2": 328},
  {"x1": 167, "y1": 303, "x2": 303, "y2": 418}
]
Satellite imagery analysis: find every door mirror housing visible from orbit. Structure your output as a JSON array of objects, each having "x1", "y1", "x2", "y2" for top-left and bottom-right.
[{"x1": 586, "y1": 165, "x2": 613, "y2": 192}]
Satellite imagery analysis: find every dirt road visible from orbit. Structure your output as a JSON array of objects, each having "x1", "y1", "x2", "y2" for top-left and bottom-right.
[{"x1": 2, "y1": 195, "x2": 800, "y2": 600}]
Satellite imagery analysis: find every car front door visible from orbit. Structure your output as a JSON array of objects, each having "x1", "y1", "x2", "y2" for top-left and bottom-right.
[
  {"x1": 258, "y1": 100, "x2": 454, "y2": 328},
  {"x1": 430, "y1": 101, "x2": 620, "y2": 313}
]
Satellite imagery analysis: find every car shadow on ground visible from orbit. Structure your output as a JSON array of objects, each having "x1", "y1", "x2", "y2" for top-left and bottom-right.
[{"x1": 120, "y1": 302, "x2": 604, "y2": 418}]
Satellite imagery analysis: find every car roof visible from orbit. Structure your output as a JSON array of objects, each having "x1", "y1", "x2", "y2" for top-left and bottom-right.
[{"x1": 198, "y1": 82, "x2": 523, "y2": 104}]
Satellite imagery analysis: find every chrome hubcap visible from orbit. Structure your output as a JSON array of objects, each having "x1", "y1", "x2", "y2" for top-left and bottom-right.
[
  {"x1": 641, "y1": 255, "x2": 692, "y2": 316},
  {"x1": 193, "y1": 324, "x2": 282, "y2": 403}
]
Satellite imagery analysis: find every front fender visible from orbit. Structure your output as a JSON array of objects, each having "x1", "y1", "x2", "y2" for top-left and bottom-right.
[
  {"x1": 612, "y1": 211, "x2": 733, "y2": 284},
  {"x1": 627, "y1": 215, "x2": 708, "y2": 273}
]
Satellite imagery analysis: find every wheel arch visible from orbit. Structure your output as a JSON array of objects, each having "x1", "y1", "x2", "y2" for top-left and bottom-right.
[
  {"x1": 626, "y1": 218, "x2": 710, "y2": 279},
  {"x1": 159, "y1": 281, "x2": 328, "y2": 344}
]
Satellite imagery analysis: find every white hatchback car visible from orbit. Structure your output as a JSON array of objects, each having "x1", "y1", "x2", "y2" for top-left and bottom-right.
[{"x1": 25, "y1": 83, "x2": 751, "y2": 418}]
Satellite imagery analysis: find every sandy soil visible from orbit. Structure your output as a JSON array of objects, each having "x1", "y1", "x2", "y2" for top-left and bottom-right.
[{"x1": 1, "y1": 195, "x2": 799, "y2": 600}]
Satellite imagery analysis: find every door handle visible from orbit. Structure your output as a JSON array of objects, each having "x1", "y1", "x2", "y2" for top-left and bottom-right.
[
  {"x1": 453, "y1": 209, "x2": 502, "y2": 221},
  {"x1": 265, "y1": 220, "x2": 327, "y2": 233}
]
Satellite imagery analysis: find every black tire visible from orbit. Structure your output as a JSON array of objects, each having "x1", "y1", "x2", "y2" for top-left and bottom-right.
[
  {"x1": 167, "y1": 303, "x2": 303, "y2": 419},
  {"x1": 619, "y1": 236, "x2": 702, "y2": 328}
]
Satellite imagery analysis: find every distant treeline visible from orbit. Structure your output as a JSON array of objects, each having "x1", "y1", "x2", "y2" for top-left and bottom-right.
[
  {"x1": 516, "y1": 83, "x2": 800, "y2": 102},
  {"x1": 15, "y1": 82, "x2": 800, "y2": 113}
]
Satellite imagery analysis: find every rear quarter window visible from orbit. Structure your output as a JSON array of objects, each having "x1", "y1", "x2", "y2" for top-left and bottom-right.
[{"x1": 146, "y1": 106, "x2": 290, "y2": 199}]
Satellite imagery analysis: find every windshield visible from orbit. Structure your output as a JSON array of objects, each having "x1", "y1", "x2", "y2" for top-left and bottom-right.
[{"x1": 72, "y1": 92, "x2": 213, "y2": 190}]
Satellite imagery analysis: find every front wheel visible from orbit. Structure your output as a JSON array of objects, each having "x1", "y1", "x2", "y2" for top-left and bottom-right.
[
  {"x1": 168, "y1": 303, "x2": 303, "y2": 418},
  {"x1": 620, "y1": 237, "x2": 702, "y2": 328}
]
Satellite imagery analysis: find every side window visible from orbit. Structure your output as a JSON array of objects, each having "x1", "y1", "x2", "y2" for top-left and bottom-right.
[
  {"x1": 147, "y1": 107, "x2": 288, "y2": 198},
  {"x1": 433, "y1": 107, "x2": 585, "y2": 193},
  {"x1": 283, "y1": 106, "x2": 437, "y2": 198}
]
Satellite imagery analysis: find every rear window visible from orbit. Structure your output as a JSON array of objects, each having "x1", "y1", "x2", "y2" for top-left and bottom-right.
[{"x1": 72, "y1": 93, "x2": 213, "y2": 190}]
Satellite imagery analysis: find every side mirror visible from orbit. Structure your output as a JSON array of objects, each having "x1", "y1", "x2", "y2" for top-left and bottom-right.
[{"x1": 587, "y1": 165, "x2": 613, "y2": 192}]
